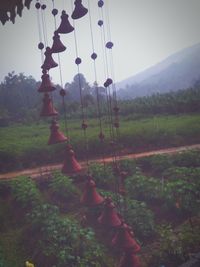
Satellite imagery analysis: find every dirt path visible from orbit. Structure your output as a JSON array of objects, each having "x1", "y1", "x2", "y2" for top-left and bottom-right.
[{"x1": 1, "y1": 144, "x2": 200, "y2": 180}]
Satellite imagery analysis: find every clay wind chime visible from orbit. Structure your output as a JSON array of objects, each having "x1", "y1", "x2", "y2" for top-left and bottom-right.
[
  {"x1": 35, "y1": 1, "x2": 141, "y2": 266},
  {"x1": 36, "y1": 0, "x2": 82, "y2": 174}
]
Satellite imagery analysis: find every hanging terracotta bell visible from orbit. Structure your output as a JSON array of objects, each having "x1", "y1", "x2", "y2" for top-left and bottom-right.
[
  {"x1": 40, "y1": 93, "x2": 58, "y2": 117},
  {"x1": 51, "y1": 31, "x2": 66, "y2": 53},
  {"x1": 98, "y1": 197, "x2": 121, "y2": 227},
  {"x1": 111, "y1": 224, "x2": 141, "y2": 251},
  {"x1": 38, "y1": 71, "x2": 56, "y2": 93},
  {"x1": 71, "y1": 0, "x2": 88, "y2": 20},
  {"x1": 62, "y1": 144, "x2": 82, "y2": 175},
  {"x1": 119, "y1": 249, "x2": 141, "y2": 267},
  {"x1": 57, "y1": 10, "x2": 74, "y2": 34},
  {"x1": 41, "y1": 47, "x2": 58, "y2": 70},
  {"x1": 81, "y1": 176, "x2": 104, "y2": 206},
  {"x1": 48, "y1": 119, "x2": 68, "y2": 145}
]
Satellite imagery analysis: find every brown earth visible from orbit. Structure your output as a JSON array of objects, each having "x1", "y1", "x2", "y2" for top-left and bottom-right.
[{"x1": 0, "y1": 144, "x2": 200, "y2": 180}]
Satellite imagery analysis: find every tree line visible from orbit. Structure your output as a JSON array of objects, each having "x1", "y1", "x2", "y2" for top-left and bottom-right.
[{"x1": 1, "y1": 71, "x2": 200, "y2": 126}]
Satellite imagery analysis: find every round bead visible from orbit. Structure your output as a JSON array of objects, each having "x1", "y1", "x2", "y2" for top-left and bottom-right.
[
  {"x1": 98, "y1": 0, "x2": 104, "y2": 7},
  {"x1": 98, "y1": 20, "x2": 103, "y2": 27},
  {"x1": 60, "y1": 89, "x2": 66, "y2": 97},
  {"x1": 104, "y1": 81, "x2": 109, "y2": 88},
  {"x1": 91, "y1": 52, "x2": 97, "y2": 60},
  {"x1": 106, "y1": 41, "x2": 114, "y2": 49},
  {"x1": 38, "y1": 42, "x2": 44, "y2": 50},
  {"x1": 75, "y1": 57, "x2": 82, "y2": 65},
  {"x1": 41, "y1": 4, "x2": 46, "y2": 10},
  {"x1": 52, "y1": 8, "x2": 58, "y2": 16},
  {"x1": 35, "y1": 2, "x2": 41, "y2": 9},
  {"x1": 107, "y1": 78, "x2": 113, "y2": 85}
]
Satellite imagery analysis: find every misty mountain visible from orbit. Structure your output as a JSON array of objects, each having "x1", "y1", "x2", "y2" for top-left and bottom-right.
[{"x1": 117, "y1": 43, "x2": 200, "y2": 99}]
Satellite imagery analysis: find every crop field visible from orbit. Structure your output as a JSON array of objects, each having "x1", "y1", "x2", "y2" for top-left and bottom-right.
[
  {"x1": 1, "y1": 113, "x2": 200, "y2": 172},
  {"x1": 0, "y1": 150, "x2": 200, "y2": 267}
]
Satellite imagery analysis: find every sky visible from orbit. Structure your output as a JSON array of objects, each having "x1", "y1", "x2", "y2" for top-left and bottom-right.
[{"x1": 1, "y1": 0, "x2": 200, "y2": 87}]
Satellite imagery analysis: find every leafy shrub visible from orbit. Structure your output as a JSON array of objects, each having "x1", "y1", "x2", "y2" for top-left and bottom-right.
[
  {"x1": 26, "y1": 204, "x2": 109, "y2": 267},
  {"x1": 118, "y1": 159, "x2": 137, "y2": 176},
  {"x1": 125, "y1": 170, "x2": 161, "y2": 201},
  {"x1": 150, "y1": 221, "x2": 200, "y2": 266},
  {"x1": 48, "y1": 171, "x2": 79, "y2": 201},
  {"x1": 162, "y1": 177, "x2": 200, "y2": 215},
  {"x1": 136, "y1": 154, "x2": 173, "y2": 176},
  {"x1": 89, "y1": 163, "x2": 115, "y2": 189},
  {"x1": 10, "y1": 176, "x2": 41, "y2": 208},
  {"x1": 124, "y1": 198, "x2": 156, "y2": 240},
  {"x1": 172, "y1": 150, "x2": 200, "y2": 168}
]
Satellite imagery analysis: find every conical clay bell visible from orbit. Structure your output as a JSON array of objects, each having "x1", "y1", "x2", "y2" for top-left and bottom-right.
[
  {"x1": 57, "y1": 10, "x2": 74, "y2": 34},
  {"x1": 71, "y1": 0, "x2": 88, "y2": 19},
  {"x1": 51, "y1": 31, "x2": 66, "y2": 53},
  {"x1": 38, "y1": 71, "x2": 56, "y2": 93},
  {"x1": 62, "y1": 144, "x2": 82, "y2": 175},
  {"x1": 111, "y1": 224, "x2": 141, "y2": 251},
  {"x1": 41, "y1": 47, "x2": 58, "y2": 70},
  {"x1": 119, "y1": 249, "x2": 141, "y2": 267},
  {"x1": 98, "y1": 197, "x2": 121, "y2": 227},
  {"x1": 48, "y1": 119, "x2": 68, "y2": 145},
  {"x1": 40, "y1": 93, "x2": 58, "y2": 117},
  {"x1": 81, "y1": 176, "x2": 104, "y2": 206}
]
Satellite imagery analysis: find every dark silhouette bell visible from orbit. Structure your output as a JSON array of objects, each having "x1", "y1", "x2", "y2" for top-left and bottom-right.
[
  {"x1": 62, "y1": 144, "x2": 82, "y2": 175},
  {"x1": 111, "y1": 224, "x2": 141, "y2": 251},
  {"x1": 119, "y1": 249, "x2": 141, "y2": 267},
  {"x1": 41, "y1": 47, "x2": 58, "y2": 70},
  {"x1": 48, "y1": 119, "x2": 68, "y2": 145},
  {"x1": 98, "y1": 197, "x2": 121, "y2": 227},
  {"x1": 40, "y1": 93, "x2": 58, "y2": 117},
  {"x1": 57, "y1": 10, "x2": 74, "y2": 34},
  {"x1": 38, "y1": 71, "x2": 56, "y2": 93},
  {"x1": 51, "y1": 31, "x2": 66, "y2": 53},
  {"x1": 71, "y1": 0, "x2": 88, "y2": 19},
  {"x1": 81, "y1": 176, "x2": 104, "y2": 206}
]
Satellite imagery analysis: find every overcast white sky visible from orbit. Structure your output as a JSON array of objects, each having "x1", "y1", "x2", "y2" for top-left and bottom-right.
[{"x1": 1, "y1": 0, "x2": 200, "y2": 86}]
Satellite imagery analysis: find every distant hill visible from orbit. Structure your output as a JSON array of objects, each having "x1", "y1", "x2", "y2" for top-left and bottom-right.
[{"x1": 117, "y1": 43, "x2": 200, "y2": 99}]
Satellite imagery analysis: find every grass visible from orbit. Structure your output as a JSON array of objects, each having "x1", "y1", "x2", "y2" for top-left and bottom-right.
[{"x1": 1, "y1": 113, "x2": 200, "y2": 172}]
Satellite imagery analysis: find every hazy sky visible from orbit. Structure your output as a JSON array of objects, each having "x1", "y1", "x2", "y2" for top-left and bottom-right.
[{"x1": 1, "y1": 0, "x2": 200, "y2": 86}]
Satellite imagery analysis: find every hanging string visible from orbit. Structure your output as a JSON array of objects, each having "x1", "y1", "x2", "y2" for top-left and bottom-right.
[
  {"x1": 87, "y1": 0, "x2": 106, "y2": 168},
  {"x1": 40, "y1": 1, "x2": 48, "y2": 47},
  {"x1": 51, "y1": 0, "x2": 70, "y2": 140},
  {"x1": 104, "y1": 1, "x2": 121, "y2": 173},
  {"x1": 70, "y1": 0, "x2": 90, "y2": 171},
  {"x1": 35, "y1": 1, "x2": 44, "y2": 62},
  {"x1": 97, "y1": 0, "x2": 122, "y2": 213},
  {"x1": 98, "y1": 2, "x2": 116, "y2": 161}
]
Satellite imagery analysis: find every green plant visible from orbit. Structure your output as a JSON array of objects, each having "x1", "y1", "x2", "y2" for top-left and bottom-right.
[
  {"x1": 124, "y1": 198, "x2": 156, "y2": 240},
  {"x1": 26, "y1": 204, "x2": 109, "y2": 267},
  {"x1": 89, "y1": 163, "x2": 115, "y2": 189},
  {"x1": 162, "y1": 177, "x2": 200, "y2": 215},
  {"x1": 125, "y1": 169, "x2": 161, "y2": 201},
  {"x1": 10, "y1": 176, "x2": 41, "y2": 208},
  {"x1": 48, "y1": 171, "x2": 79, "y2": 200}
]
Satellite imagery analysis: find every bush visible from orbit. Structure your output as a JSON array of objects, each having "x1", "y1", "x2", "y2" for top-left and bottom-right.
[
  {"x1": 125, "y1": 169, "x2": 161, "y2": 201},
  {"x1": 26, "y1": 203, "x2": 109, "y2": 267},
  {"x1": 48, "y1": 171, "x2": 79, "y2": 201},
  {"x1": 89, "y1": 163, "x2": 115, "y2": 189},
  {"x1": 10, "y1": 176, "x2": 41, "y2": 208},
  {"x1": 124, "y1": 198, "x2": 156, "y2": 240}
]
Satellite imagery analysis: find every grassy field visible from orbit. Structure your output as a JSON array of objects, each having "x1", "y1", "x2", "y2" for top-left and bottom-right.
[{"x1": 1, "y1": 113, "x2": 200, "y2": 172}]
